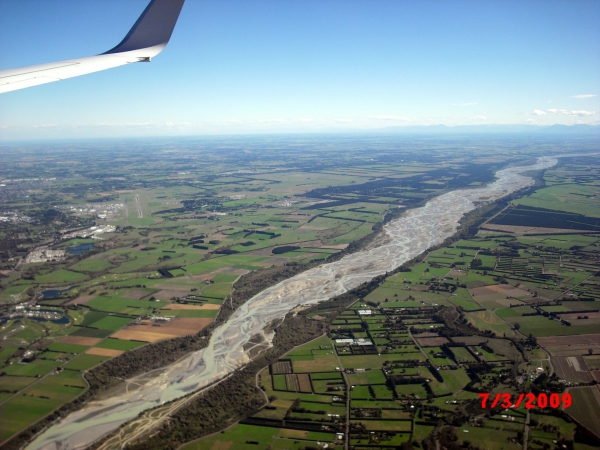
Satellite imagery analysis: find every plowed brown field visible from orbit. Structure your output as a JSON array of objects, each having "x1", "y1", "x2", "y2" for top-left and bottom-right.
[
  {"x1": 415, "y1": 337, "x2": 449, "y2": 347},
  {"x1": 65, "y1": 295, "x2": 96, "y2": 306},
  {"x1": 86, "y1": 348, "x2": 124, "y2": 357},
  {"x1": 111, "y1": 318, "x2": 212, "y2": 342},
  {"x1": 58, "y1": 336, "x2": 102, "y2": 346},
  {"x1": 538, "y1": 334, "x2": 600, "y2": 347},
  {"x1": 551, "y1": 356, "x2": 594, "y2": 382}
]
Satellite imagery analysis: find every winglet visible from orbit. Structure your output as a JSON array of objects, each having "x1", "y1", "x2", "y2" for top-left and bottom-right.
[
  {"x1": 103, "y1": 0, "x2": 186, "y2": 55},
  {"x1": 0, "y1": 0, "x2": 186, "y2": 94}
]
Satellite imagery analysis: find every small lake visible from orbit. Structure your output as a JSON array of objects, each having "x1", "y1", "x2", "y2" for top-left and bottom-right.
[
  {"x1": 41, "y1": 286, "x2": 78, "y2": 299},
  {"x1": 1, "y1": 309, "x2": 70, "y2": 326},
  {"x1": 67, "y1": 243, "x2": 94, "y2": 255},
  {"x1": 29, "y1": 315, "x2": 70, "y2": 325}
]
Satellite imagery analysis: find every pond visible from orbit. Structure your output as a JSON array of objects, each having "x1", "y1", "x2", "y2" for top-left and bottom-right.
[
  {"x1": 67, "y1": 243, "x2": 94, "y2": 255},
  {"x1": 29, "y1": 315, "x2": 70, "y2": 325},
  {"x1": 1, "y1": 309, "x2": 70, "y2": 326},
  {"x1": 41, "y1": 286, "x2": 79, "y2": 299}
]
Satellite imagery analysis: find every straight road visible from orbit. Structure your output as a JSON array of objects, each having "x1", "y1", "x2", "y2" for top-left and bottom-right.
[
  {"x1": 523, "y1": 409, "x2": 531, "y2": 450},
  {"x1": 334, "y1": 343, "x2": 351, "y2": 450}
]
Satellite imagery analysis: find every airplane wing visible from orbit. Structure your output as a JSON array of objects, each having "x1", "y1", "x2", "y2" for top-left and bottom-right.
[{"x1": 0, "y1": 0, "x2": 185, "y2": 94}]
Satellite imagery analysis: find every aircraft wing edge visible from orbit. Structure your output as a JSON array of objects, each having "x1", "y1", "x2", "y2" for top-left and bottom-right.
[{"x1": 0, "y1": 0, "x2": 185, "y2": 94}]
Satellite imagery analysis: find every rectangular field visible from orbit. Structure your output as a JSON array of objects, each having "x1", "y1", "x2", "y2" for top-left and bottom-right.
[
  {"x1": 271, "y1": 360, "x2": 293, "y2": 375},
  {"x1": 69, "y1": 327, "x2": 113, "y2": 339},
  {"x1": 110, "y1": 318, "x2": 212, "y2": 342},
  {"x1": 57, "y1": 336, "x2": 102, "y2": 346},
  {"x1": 415, "y1": 337, "x2": 449, "y2": 347},
  {"x1": 162, "y1": 303, "x2": 221, "y2": 310},
  {"x1": 96, "y1": 339, "x2": 146, "y2": 351},
  {"x1": 538, "y1": 333, "x2": 600, "y2": 347},
  {"x1": 89, "y1": 316, "x2": 133, "y2": 331},
  {"x1": 297, "y1": 373, "x2": 312, "y2": 393},
  {"x1": 567, "y1": 386, "x2": 600, "y2": 438},
  {"x1": 350, "y1": 419, "x2": 412, "y2": 432},
  {"x1": 551, "y1": 356, "x2": 594, "y2": 382},
  {"x1": 86, "y1": 348, "x2": 123, "y2": 357},
  {"x1": 64, "y1": 354, "x2": 109, "y2": 371}
]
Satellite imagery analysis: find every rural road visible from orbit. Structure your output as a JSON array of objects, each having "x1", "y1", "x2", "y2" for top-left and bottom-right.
[
  {"x1": 334, "y1": 344, "x2": 351, "y2": 450},
  {"x1": 523, "y1": 409, "x2": 531, "y2": 450}
]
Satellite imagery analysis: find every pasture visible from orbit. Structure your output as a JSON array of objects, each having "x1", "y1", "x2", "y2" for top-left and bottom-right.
[
  {"x1": 64, "y1": 354, "x2": 110, "y2": 371},
  {"x1": 35, "y1": 269, "x2": 88, "y2": 283},
  {"x1": 96, "y1": 338, "x2": 146, "y2": 351},
  {"x1": 90, "y1": 316, "x2": 133, "y2": 331},
  {"x1": 567, "y1": 386, "x2": 600, "y2": 438},
  {"x1": 0, "y1": 396, "x2": 67, "y2": 442},
  {"x1": 3, "y1": 359, "x2": 60, "y2": 377}
]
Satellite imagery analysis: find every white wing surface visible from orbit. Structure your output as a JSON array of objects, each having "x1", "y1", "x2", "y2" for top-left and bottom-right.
[{"x1": 0, "y1": 0, "x2": 185, "y2": 94}]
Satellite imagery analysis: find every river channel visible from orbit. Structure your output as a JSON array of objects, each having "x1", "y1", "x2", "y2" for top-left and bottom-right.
[{"x1": 28, "y1": 157, "x2": 557, "y2": 450}]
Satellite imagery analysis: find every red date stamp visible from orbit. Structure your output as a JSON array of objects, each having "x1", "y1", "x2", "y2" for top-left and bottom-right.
[{"x1": 478, "y1": 392, "x2": 572, "y2": 409}]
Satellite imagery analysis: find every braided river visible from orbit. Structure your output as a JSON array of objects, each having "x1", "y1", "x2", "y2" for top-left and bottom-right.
[{"x1": 29, "y1": 156, "x2": 556, "y2": 450}]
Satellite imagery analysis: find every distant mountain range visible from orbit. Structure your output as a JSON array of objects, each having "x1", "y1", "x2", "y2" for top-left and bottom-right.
[{"x1": 380, "y1": 124, "x2": 600, "y2": 135}]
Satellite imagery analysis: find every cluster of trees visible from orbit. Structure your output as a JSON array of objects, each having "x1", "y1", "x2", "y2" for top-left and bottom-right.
[{"x1": 272, "y1": 245, "x2": 300, "y2": 254}]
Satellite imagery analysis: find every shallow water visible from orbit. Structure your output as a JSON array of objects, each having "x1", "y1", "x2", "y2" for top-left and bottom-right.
[
  {"x1": 28, "y1": 157, "x2": 556, "y2": 450},
  {"x1": 67, "y1": 244, "x2": 94, "y2": 255},
  {"x1": 41, "y1": 286, "x2": 79, "y2": 299}
]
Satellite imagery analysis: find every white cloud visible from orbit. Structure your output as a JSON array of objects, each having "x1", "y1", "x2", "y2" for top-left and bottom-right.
[
  {"x1": 542, "y1": 108, "x2": 595, "y2": 117},
  {"x1": 335, "y1": 118, "x2": 353, "y2": 123},
  {"x1": 572, "y1": 94, "x2": 596, "y2": 99},
  {"x1": 530, "y1": 108, "x2": 596, "y2": 118},
  {"x1": 525, "y1": 118, "x2": 536, "y2": 124},
  {"x1": 469, "y1": 115, "x2": 487, "y2": 121},
  {"x1": 27, "y1": 121, "x2": 192, "y2": 130},
  {"x1": 369, "y1": 115, "x2": 410, "y2": 121},
  {"x1": 570, "y1": 110, "x2": 595, "y2": 116},
  {"x1": 256, "y1": 119, "x2": 285, "y2": 124},
  {"x1": 123, "y1": 122, "x2": 155, "y2": 127},
  {"x1": 31, "y1": 123, "x2": 59, "y2": 128}
]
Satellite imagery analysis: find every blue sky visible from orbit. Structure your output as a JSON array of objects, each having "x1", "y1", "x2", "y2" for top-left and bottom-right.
[{"x1": 0, "y1": 0, "x2": 598, "y2": 140}]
